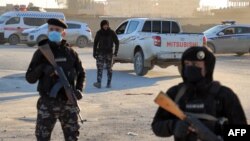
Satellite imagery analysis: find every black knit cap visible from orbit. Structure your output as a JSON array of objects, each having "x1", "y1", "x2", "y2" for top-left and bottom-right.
[
  {"x1": 47, "y1": 18, "x2": 68, "y2": 29},
  {"x1": 181, "y1": 46, "x2": 216, "y2": 83},
  {"x1": 100, "y1": 20, "x2": 109, "y2": 28}
]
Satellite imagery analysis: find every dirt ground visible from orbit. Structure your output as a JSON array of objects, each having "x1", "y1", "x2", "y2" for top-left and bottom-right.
[{"x1": 0, "y1": 46, "x2": 249, "y2": 141}]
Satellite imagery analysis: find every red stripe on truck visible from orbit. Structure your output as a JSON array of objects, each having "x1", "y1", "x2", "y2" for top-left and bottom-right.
[
  {"x1": 4, "y1": 27, "x2": 28, "y2": 31},
  {"x1": 166, "y1": 42, "x2": 199, "y2": 47}
]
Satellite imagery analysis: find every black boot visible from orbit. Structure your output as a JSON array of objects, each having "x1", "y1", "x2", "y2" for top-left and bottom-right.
[
  {"x1": 106, "y1": 81, "x2": 111, "y2": 88},
  {"x1": 106, "y1": 84, "x2": 111, "y2": 88},
  {"x1": 93, "y1": 82, "x2": 101, "y2": 89}
]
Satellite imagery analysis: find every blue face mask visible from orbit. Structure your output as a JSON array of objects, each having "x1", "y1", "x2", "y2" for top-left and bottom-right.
[{"x1": 48, "y1": 31, "x2": 62, "y2": 43}]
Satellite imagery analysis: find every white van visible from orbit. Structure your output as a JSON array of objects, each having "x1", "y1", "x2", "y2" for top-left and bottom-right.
[{"x1": 0, "y1": 11, "x2": 65, "y2": 45}]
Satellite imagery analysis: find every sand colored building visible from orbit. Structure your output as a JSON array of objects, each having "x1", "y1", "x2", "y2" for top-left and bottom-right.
[
  {"x1": 228, "y1": 0, "x2": 250, "y2": 7},
  {"x1": 105, "y1": 0, "x2": 200, "y2": 17}
]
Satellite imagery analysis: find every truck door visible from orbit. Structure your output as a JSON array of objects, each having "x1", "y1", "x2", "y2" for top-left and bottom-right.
[
  {"x1": 122, "y1": 20, "x2": 140, "y2": 60},
  {"x1": 213, "y1": 27, "x2": 236, "y2": 53},
  {"x1": 116, "y1": 21, "x2": 129, "y2": 59},
  {"x1": 233, "y1": 27, "x2": 250, "y2": 53}
]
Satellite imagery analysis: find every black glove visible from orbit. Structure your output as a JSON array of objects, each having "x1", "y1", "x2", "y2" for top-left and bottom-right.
[
  {"x1": 114, "y1": 52, "x2": 118, "y2": 57},
  {"x1": 174, "y1": 120, "x2": 190, "y2": 138},
  {"x1": 93, "y1": 52, "x2": 99, "y2": 59},
  {"x1": 43, "y1": 65, "x2": 55, "y2": 76},
  {"x1": 74, "y1": 89, "x2": 83, "y2": 100}
]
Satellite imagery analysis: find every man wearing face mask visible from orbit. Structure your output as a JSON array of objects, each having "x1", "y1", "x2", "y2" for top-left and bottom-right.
[
  {"x1": 93, "y1": 20, "x2": 119, "y2": 88},
  {"x1": 26, "y1": 19, "x2": 85, "y2": 141},
  {"x1": 151, "y1": 47, "x2": 247, "y2": 141}
]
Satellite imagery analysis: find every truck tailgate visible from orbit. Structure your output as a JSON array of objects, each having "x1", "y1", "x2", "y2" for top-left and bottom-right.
[{"x1": 160, "y1": 33, "x2": 204, "y2": 52}]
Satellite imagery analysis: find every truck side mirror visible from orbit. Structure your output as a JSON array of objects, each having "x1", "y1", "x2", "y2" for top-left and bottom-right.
[
  {"x1": 218, "y1": 32, "x2": 224, "y2": 36},
  {"x1": 116, "y1": 30, "x2": 122, "y2": 35}
]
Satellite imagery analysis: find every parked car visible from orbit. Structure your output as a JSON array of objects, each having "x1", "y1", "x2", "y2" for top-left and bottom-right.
[
  {"x1": 21, "y1": 21, "x2": 93, "y2": 48},
  {"x1": 114, "y1": 18, "x2": 207, "y2": 76},
  {"x1": 204, "y1": 21, "x2": 250, "y2": 56},
  {"x1": 0, "y1": 11, "x2": 65, "y2": 45}
]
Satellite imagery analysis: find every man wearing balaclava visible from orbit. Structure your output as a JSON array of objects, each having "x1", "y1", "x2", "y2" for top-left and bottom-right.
[
  {"x1": 93, "y1": 20, "x2": 119, "y2": 88},
  {"x1": 151, "y1": 47, "x2": 247, "y2": 141},
  {"x1": 26, "y1": 18, "x2": 85, "y2": 141}
]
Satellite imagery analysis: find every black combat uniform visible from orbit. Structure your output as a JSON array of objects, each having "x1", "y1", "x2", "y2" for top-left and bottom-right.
[
  {"x1": 26, "y1": 19, "x2": 85, "y2": 141},
  {"x1": 151, "y1": 47, "x2": 247, "y2": 141},
  {"x1": 93, "y1": 20, "x2": 119, "y2": 88}
]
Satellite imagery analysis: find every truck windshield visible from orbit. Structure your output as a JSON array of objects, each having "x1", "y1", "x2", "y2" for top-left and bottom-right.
[
  {"x1": 0, "y1": 16, "x2": 10, "y2": 24},
  {"x1": 204, "y1": 25, "x2": 224, "y2": 34}
]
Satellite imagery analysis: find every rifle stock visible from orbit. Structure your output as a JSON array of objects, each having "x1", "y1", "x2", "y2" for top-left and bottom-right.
[
  {"x1": 38, "y1": 44, "x2": 57, "y2": 67},
  {"x1": 38, "y1": 44, "x2": 84, "y2": 124},
  {"x1": 154, "y1": 91, "x2": 223, "y2": 141},
  {"x1": 154, "y1": 91, "x2": 186, "y2": 120}
]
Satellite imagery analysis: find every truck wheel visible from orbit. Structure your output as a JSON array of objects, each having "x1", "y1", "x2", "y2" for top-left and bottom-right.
[
  {"x1": 134, "y1": 51, "x2": 149, "y2": 76},
  {"x1": 37, "y1": 35, "x2": 47, "y2": 44},
  {"x1": 236, "y1": 52, "x2": 245, "y2": 56},
  {"x1": 76, "y1": 36, "x2": 88, "y2": 48},
  {"x1": 207, "y1": 43, "x2": 215, "y2": 53},
  {"x1": 8, "y1": 34, "x2": 20, "y2": 45},
  {"x1": 27, "y1": 43, "x2": 36, "y2": 47},
  {"x1": 0, "y1": 40, "x2": 6, "y2": 44}
]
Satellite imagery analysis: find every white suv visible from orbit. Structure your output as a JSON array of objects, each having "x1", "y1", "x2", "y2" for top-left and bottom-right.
[
  {"x1": 21, "y1": 21, "x2": 93, "y2": 47},
  {"x1": 114, "y1": 18, "x2": 206, "y2": 76}
]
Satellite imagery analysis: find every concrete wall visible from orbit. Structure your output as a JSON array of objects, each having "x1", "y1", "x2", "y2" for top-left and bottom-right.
[
  {"x1": 105, "y1": 0, "x2": 199, "y2": 18},
  {"x1": 67, "y1": 16, "x2": 250, "y2": 36},
  {"x1": 1, "y1": 6, "x2": 250, "y2": 36}
]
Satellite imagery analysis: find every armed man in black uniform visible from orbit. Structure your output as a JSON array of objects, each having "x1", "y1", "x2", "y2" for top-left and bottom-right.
[
  {"x1": 93, "y1": 20, "x2": 119, "y2": 88},
  {"x1": 26, "y1": 19, "x2": 85, "y2": 141},
  {"x1": 152, "y1": 46, "x2": 247, "y2": 141}
]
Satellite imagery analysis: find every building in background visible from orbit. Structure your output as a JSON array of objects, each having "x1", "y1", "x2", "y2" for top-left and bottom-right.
[
  {"x1": 66, "y1": 0, "x2": 93, "y2": 10},
  {"x1": 0, "y1": 0, "x2": 105, "y2": 15},
  {"x1": 56, "y1": 0, "x2": 67, "y2": 8},
  {"x1": 199, "y1": 0, "x2": 250, "y2": 11},
  {"x1": 105, "y1": 0, "x2": 200, "y2": 17},
  {"x1": 55, "y1": 0, "x2": 105, "y2": 15},
  {"x1": 227, "y1": 0, "x2": 250, "y2": 7},
  {"x1": 197, "y1": 0, "x2": 250, "y2": 16},
  {"x1": 3, "y1": 0, "x2": 250, "y2": 17}
]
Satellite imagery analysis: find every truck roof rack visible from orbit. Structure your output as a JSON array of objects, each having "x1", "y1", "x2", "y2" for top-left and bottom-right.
[{"x1": 222, "y1": 21, "x2": 236, "y2": 25}]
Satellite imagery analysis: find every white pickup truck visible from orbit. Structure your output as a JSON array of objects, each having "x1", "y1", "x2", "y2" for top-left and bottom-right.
[{"x1": 114, "y1": 18, "x2": 207, "y2": 76}]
